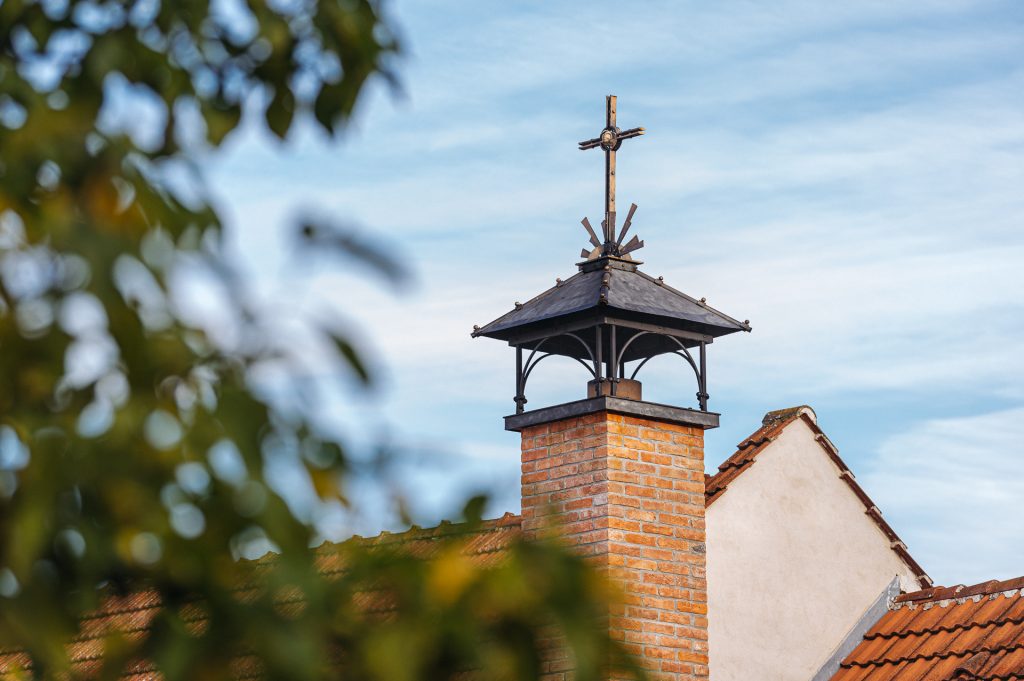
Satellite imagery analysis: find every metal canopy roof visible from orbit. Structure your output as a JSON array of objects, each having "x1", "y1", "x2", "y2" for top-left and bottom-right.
[{"x1": 472, "y1": 257, "x2": 750, "y2": 347}]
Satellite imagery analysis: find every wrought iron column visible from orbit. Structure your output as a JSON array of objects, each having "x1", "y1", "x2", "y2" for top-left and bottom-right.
[
  {"x1": 609, "y1": 324, "x2": 618, "y2": 396},
  {"x1": 594, "y1": 325, "x2": 603, "y2": 396},
  {"x1": 697, "y1": 341, "x2": 709, "y2": 411},
  {"x1": 515, "y1": 346, "x2": 526, "y2": 414}
]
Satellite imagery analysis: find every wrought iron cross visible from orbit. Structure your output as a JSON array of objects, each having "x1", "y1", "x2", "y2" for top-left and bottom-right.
[{"x1": 578, "y1": 95, "x2": 645, "y2": 250}]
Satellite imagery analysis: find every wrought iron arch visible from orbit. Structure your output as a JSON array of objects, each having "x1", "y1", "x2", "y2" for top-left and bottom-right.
[
  {"x1": 514, "y1": 332, "x2": 596, "y2": 414},
  {"x1": 614, "y1": 330, "x2": 652, "y2": 369},
  {"x1": 617, "y1": 333, "x2": 709, "y2": 411}
]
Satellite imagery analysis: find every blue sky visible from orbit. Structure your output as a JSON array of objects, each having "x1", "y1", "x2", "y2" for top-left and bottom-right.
[{"x1": 201, "y1": 0, "x2": 1023, "y2": 586}]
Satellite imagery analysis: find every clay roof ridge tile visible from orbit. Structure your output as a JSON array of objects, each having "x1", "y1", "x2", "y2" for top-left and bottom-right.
[
  {"x1": 760, "y1": 405, "x2": 813, "y2": 426},
  {"x1": 349, "y1": 515, "x2": 521, "y2": 548},
  {"x1": 734, "y1": 408, "x2": 805, "y2": 449},
  {"x1": 896, "y1": 576, "x2": 1024, "y2": 605}
]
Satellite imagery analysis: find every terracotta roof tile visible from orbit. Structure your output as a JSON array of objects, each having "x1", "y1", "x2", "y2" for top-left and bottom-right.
[
  {"x1": 833, "y1": 577, "x2": 1024, "y2": 680},
  {"x1": 0, "y1": 514, "x2": 523, "y2": 680}
]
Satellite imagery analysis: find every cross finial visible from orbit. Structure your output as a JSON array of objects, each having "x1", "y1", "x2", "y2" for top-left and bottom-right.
[{"x1": 578, "y1": 95, "x2": 645, "y2": 259}]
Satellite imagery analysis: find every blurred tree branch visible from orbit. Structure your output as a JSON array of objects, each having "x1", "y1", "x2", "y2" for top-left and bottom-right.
[{"x1": 0, "y1": 1, "x2": 641, "y2": 679}]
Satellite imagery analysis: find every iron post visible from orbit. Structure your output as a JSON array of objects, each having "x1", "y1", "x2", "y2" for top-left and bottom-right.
[{"x1": 698, "y1": 341, "x2": 709, "y2": 411}]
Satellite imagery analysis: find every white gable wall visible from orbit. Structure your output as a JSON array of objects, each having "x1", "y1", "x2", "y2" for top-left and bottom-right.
[{"x1": 706, "y1": 417, "x2": 922, "y2": 681}]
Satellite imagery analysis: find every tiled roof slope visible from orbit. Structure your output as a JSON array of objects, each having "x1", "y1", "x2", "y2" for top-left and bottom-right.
[
  {"x1": 0, "y1": 514, "x2": 522, "y2": 680},
  {"x1": 704, "y1": 405, "x2": 931, "y2": 587},
  {"x1": 832, "y1": 576, "x2": 1024, "y2": 680},
  {"x1": 313, "y1": 512, "x2": 521, "y2": 574},
  {"x1": 0, "y1": 406, "x2": 936, "y2": 679}
]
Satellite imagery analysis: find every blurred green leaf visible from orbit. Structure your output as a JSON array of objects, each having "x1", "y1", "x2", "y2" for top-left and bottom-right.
[
  {"x1": 329, "y1": 332, "x2": 371, "y2": 385},
  {"x1": 461, "y1": 496, "x2": 487, "y2": 525},
  {"x1": 0, "y1": 1, "x2": 641, "y2": 679},
  {"x1": 203, "y1": 100, "x2": 243, "y2": 147},
  {"x1": 265, "y1": 88, "x2": 295, "y2": 141}
]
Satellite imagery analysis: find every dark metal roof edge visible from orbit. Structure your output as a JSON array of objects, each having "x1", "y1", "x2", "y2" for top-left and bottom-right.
[
  {"x1": 472, "y1": 269, "x2": 593, "y2": 338},
  {"x1": 474, "y1": 266, "x2": 751, "y2": 339},
  {"x1": 597, "y1": 303, "x2": 732, "y2": 340},
  {"x1": 633, "y1": 269, "x2": 752, "y2": 332},
  {"x1": 504, "y1": 396, "x2": 720, "y2": 432}
]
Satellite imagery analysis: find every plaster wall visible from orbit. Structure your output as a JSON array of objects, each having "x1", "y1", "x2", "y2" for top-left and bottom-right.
[{"x1": 706, "y1": 418, "x2": 922, "y2": 681}]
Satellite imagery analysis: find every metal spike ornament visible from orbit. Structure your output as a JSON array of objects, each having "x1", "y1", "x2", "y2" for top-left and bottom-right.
[{"x1": 578, "y1": 95, "x2": 645, "y2": 260}]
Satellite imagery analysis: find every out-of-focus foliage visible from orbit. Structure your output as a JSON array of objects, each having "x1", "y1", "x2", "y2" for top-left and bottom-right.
[{"x1": 0, "y1": 1, "x2": 638, "y2": 679}]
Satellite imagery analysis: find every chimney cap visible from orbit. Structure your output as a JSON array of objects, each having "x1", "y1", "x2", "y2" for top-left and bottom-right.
[{"x1": 473, "y1": 95, "x2": 751, "y2": 419}]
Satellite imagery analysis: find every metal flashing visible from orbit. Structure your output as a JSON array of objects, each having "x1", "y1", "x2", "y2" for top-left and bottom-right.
[
  {"x1": 504, "y1": 396, "x2": 720, "y2": 432},
  {"x1": 812, "y1": 577, "x2": 901, "y2": 681}
]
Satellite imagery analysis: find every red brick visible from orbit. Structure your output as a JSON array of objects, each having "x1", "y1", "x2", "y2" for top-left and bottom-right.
[{"x1": 521, "y1": 410, "x2": 707, "y2": 680}]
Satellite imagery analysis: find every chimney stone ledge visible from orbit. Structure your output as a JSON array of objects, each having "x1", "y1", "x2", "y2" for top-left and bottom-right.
[{"x1": 505, "y1": 396, "x2": 720, "y2": 432}]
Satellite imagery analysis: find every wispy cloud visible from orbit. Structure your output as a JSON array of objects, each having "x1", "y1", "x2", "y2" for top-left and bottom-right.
[
  {"x1": 201, "y1": 0, "x2": 1024, "y2": 565},
  {"x1": 860, "y1": 408, "x2": 1024, "y2": 585}
]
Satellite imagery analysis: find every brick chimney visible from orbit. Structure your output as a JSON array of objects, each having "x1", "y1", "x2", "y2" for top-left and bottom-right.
[
  {"x1": 513, "y1": 405, "x2": 712, "y2": 680},
  {"x1": 472, "y1": 95, "x2": 749, "y2": 680}
]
